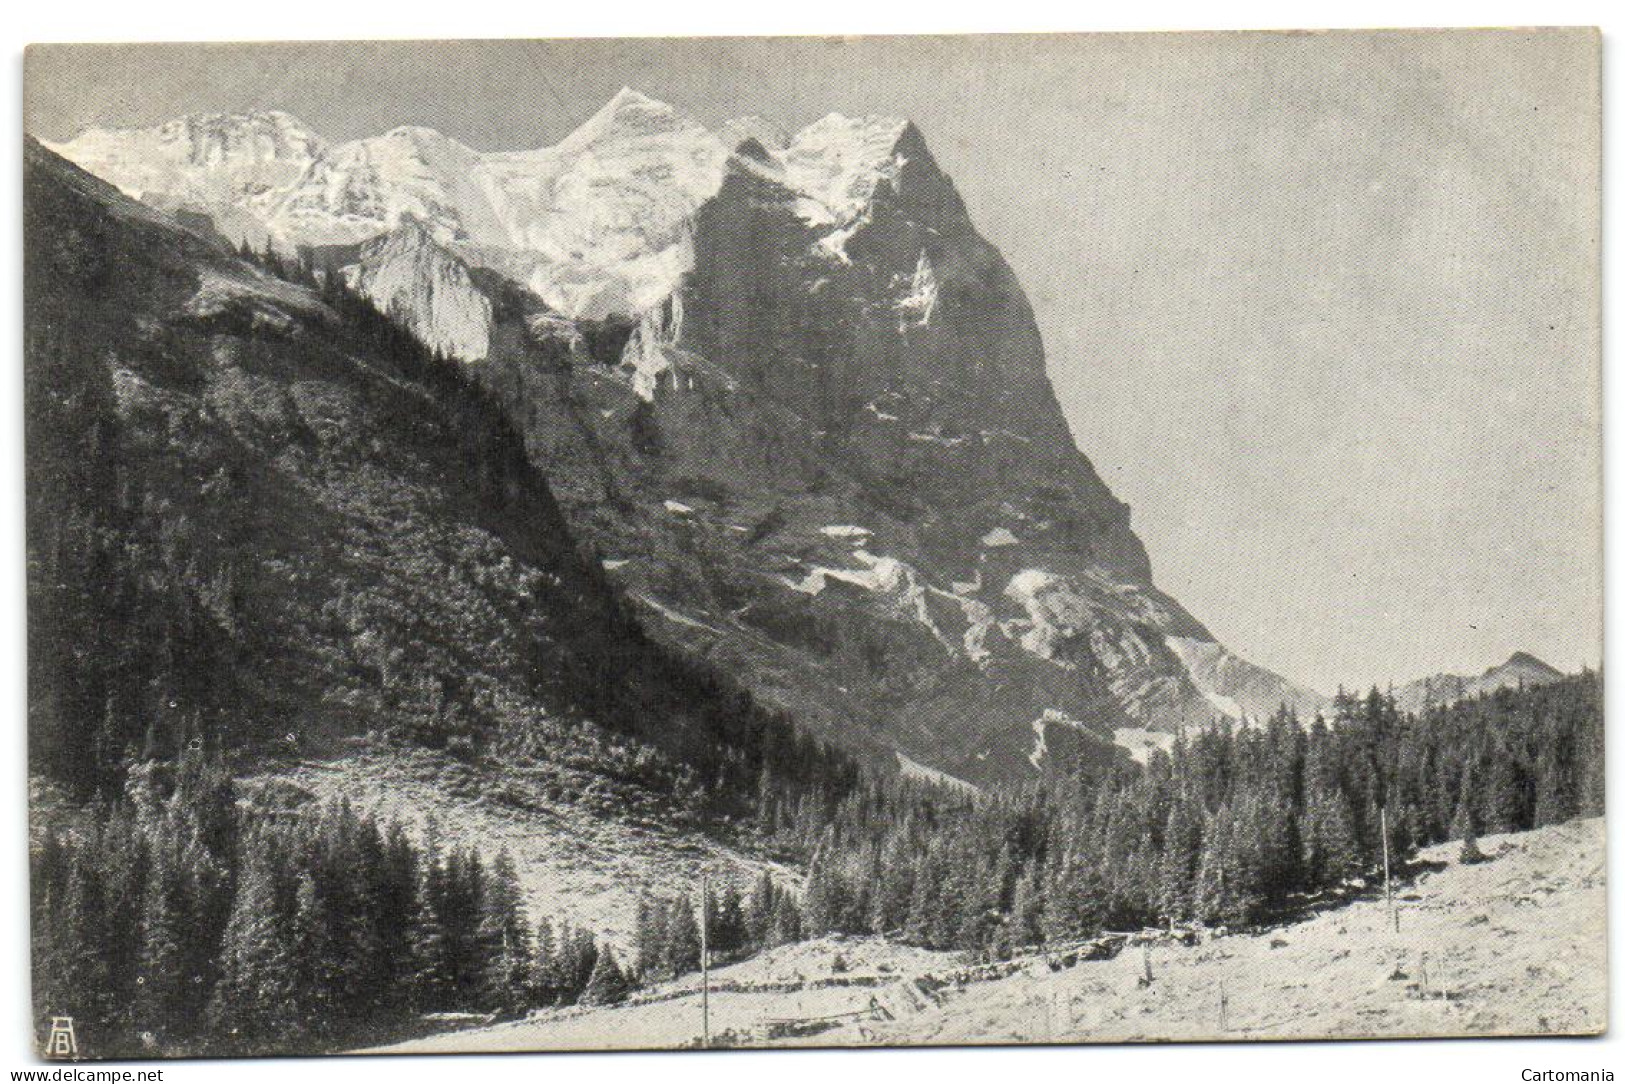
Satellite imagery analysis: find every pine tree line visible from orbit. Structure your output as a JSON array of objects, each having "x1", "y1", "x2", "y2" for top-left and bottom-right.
[
  {"x1": 31, "y1": 742, "x2": 635, "y2": 1058},
  {"x1": 784, "y1": 672, "x2": 1603, "y2": 957},
  {"x1": 631, "y1": 869, "x2": 802, "y2": 984},
  {"x1": 31, "y1": 669, "x2": 1601, "y2": 1055}
]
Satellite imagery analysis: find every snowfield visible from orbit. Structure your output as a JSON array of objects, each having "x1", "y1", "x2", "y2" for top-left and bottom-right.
[{"x1": 48, "y1": 93, "x2": 924, "y2": 332}]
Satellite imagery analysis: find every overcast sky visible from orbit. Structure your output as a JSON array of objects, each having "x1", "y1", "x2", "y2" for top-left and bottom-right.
[{"x1": 26, "y1": 30, "x2": 1601, "y2": 693}]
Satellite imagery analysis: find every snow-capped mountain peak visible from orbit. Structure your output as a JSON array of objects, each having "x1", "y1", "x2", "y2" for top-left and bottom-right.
[
  {"x1": 782, "y1": 112, "x2": 911, "y2": 227},
  {"x1": 50, "y1": 110, "x2": 326, "y2": 171},
  {"x1": 558, "y1": 87, "x2": 701, "y2": 152},
  {"x1": 269, "y1": 123, "x2": 497, "y2": 247},
  {"x1": 44, "y1": 96, "x2": 940, "y2": 323},
  {"x1": 379, "y1": 123, "x2": 460, "y2": 144},
  {"x1": 46, "y1": 110, "x2": 325, "y2": 232},
  {"x1": 35, "y1": 95, "x2": 1333, "y2": 785}
]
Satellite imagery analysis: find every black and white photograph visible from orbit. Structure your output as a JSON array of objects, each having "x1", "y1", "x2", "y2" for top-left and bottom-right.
[{"x1": 13, "y1": 23, "x2": 1607, "y2": 1063}]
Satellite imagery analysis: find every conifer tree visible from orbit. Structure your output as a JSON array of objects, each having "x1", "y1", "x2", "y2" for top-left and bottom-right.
[
  {"x1": 208, "y1": 832, "x2": 300, "y2": 1053},
  {"x1": 478, "y1": 850, "x2": 531, "y2": 1016},
  {"x1": 632, "y1": 897, "x2": 665, "y2": 982},
  {"x1": 745, "y1": 870, "x2": 778, "y2": 947},
  {"x1": 551, "y1": 925, "x2": 599, "y2": 1004},
  {"x1": 769, "y1": 891, "x2": 803, "y2": 946},
  {"x1": 1008, "y1": 862, "x2": 1045, "y2": 947},
  {"x1": 50, "y1": 850, "x2": 116, "y2": 1042},
  {"x1": 1452, "y1": 800, "x2": 1486, "y2": 865},
  {"x1": 903, "y1": 851, "x2": 945, "y2": 946},
  {"x1": 664, "y1": 898, "x2": 702, "y2": 977},
  {"x1": 1194, "y1": 806, "x2": 1255, "y2": 926},
  {"x1": 134, "y1": 832, "x2": 193, "y2": 1042},
  {"x1": 712, "y1": 881, "x2": 747, "y2": 960},
  {"x1": 412, "y1": 846, "x2": 455, "y2": 1010},
  {"x1": 531, "y1": 916, "x2": 559, "y2": 1005},
  {"x1": 580, "y1": 944, "x2": 632, "y2": 1006},
  {"x1": 369, "y1": 821, "x2": 419, "y2": 1018},
  {"x1": 867, "y1": 833, "x2": 915, "y2": 935},
  {"x1": 289, "y1": 870, "x2": 328, "y2": 1044},
  {"x1": 1156, "y1": 792, "x2": 1202, "y2": 922},
  {"x1": 1302, "y1": 784, "x2": 1361, "y2": 888}
]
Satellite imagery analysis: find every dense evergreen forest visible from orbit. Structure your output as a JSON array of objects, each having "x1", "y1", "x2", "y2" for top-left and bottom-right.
[
  {"x1": 770, "y1": 673, "x2": 1605, "y2": 955},
  {"x1": 32, "y1": 741, "x2": 677, "y2": 1056},
  {"x1": 34, "y1": 671, "x2": 1602, "y2": 1055}
]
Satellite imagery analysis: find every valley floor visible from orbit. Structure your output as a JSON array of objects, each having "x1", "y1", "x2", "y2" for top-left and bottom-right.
[{"x1": 362, "y1": 816, "x2": 1606, "y2": 1052}]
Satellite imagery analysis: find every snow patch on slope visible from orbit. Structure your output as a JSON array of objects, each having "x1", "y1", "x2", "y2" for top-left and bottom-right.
[
  {"x1": 924, "y1": 585, "x2": 995, "y2": 663},
  {"x1": 782, "y1": 551, "x2": 956, "y2": 653},
  {"x1": 893, "y1": 250, "x2": 939, "y2": 328},
  {"x1": 621, "y1": 294, "x2": 686, "y2": 400},
  {"x1": 782, "y1": 113, "x2": 909, "y2": 228},
  {"x1": 810, "y1": 209, "x2": 870, "y2": 265},
  {"x1": 957, "y1": 597, "x2": 996, "y2": 663},
  {"x1": 1027, "y1": 709, "x2": 1088, "y2": 771},
  {"x1": 1003, "y1": 569, "x2": 1092, "y2": 667},
  {"x1": 1113, "y1": 727, "x2": 1176, "y2": 765},
  {"x1": 631, "y1": 593, "x2": 719, "y2": 633}
]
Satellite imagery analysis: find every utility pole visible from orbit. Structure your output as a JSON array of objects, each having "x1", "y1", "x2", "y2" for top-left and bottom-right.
[
  {"x1": 699, "y1": 870, "x2": 711, "y2": 1049},
  {"x1": 1381, "y1": 807, "x2": 1397, "y2": 932}
]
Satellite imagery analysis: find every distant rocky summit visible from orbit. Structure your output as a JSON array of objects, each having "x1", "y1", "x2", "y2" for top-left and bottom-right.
[{"x1": 1393, "y1": 652, "x2": 1567, "y2": 714}]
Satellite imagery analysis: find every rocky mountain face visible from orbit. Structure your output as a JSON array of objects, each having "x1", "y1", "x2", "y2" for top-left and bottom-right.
[
  {"x1": 47, "y1": 91, "x2": 1326, "y2": 787},
  {"x1": 1393, "y1": 652, "x2": 1566, "y2": 715},
  {"x1": 341, "y1": 215, "x2": 493, "y2": 360},
  {"x1": 24, "y1": 137, "x2": 846, "y2": 813}
]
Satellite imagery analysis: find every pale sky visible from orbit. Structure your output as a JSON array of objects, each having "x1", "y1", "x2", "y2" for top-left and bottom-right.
[{"x1": 26, "y1": 30, "x2": 1602, "y2": 693}]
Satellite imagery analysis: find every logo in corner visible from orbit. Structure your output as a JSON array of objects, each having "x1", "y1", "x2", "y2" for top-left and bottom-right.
[{"x1": 44, "y1": 1015, "x2": 78, "y2": 1059}]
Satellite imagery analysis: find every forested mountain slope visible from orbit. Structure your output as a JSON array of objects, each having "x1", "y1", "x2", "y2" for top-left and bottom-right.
[{"x1": 25, "y1": 135, "x2": 852, "y2": 813}]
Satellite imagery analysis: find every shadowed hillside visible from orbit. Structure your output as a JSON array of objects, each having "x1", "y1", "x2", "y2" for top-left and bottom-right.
[{"x1": 24, "y1": 136, "x2": 854, "y2": 814}]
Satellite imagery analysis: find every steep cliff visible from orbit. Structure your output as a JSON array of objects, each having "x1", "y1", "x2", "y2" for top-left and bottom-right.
[{"x1": 46, "y1": 94, "x2": 1326, "y2": 786}]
